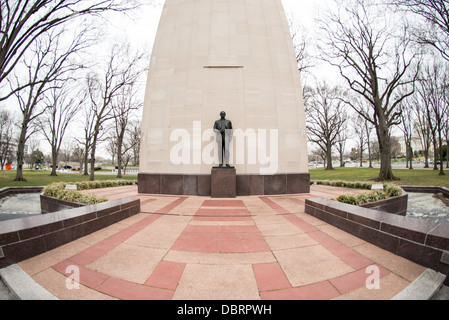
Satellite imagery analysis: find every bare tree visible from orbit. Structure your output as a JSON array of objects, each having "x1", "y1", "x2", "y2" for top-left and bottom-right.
[
  {"x1": 9, "y1": 28, "x2": 86, "y2": 181},
  {"x1": 352, "y1": 114, "x2": 367, "y2": 168},
  {"x1": 61, "y1": 139, "x2": 73, "y2": 170},
  {"x1": 418, "y1": 60, "x2": 448, "y2": 175},
  {"x1": 0, "y1": 0, "x2": 144, "y2": 101},
  {"x1": 390, "y1": 0, "x2": 449, "y2": 61},
  {"x1": 105, "y1": 134, "x2": 118, "y2": 166},
  {"x1": 411, "y1": 90, "x2": 432, "y2": 168},
  {"x1": 318, "y1": 0, "x2": 421, "y2": 181},
  {"x1": 37, "y1": 83, "x2": 82, "y2": 176},
  {"x1": 85, "y1": 43, "x2": 146, "y2": 181},
  {"x1": 335, "y1": 120, "x2": 349, "y2": 167},
  {"x1": 445, "y1": 93, "x2": 449, "y2": 169},
  {"x1": 305, "y1": 82, "x2": 348, "y2": 171},
  {"x1": 398, "y1": 96, "x2": 415, "y2": 169},
  {"x1": 415, "y1": 114, "x2": 432, "y2": 168},
  {"x1": 112, "y1": 82, "x2": 143, "y2": 178},
  {"x1": 288, "y1": 16, "x2": 315, "y2": 79},
  {"x1": 365, "y1": 116, "x2": 375, "y2": 168},
  {"x1": 129, "y1": 120, "x2": 141, "y2": 166},
  {"x1": 71, "y1": 144, "x2": 85, "y2": 172},
  {"x1": 76, "y1": 100, "x2": 95, "y2": 175},
  {"x1": 0, "y1": 108, "x2": 15, "y2": 170}
]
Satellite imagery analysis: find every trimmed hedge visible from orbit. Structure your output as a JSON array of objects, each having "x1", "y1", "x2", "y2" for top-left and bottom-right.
[
  {"x1": 73, "y1": 179, "x2": 136, "y2": 191},
  {"x1": 337, "y1": 191, "x2": 386, "y2": 206},
  {"x1": 313, "y1": 180, "x2": 373, "y2": 190},
  {"x1": 42, "y1": 180, "x2": 137, "y2": 205},
  {"x1": 336, "y1": 184, "x2": 403, "y2": 206}
]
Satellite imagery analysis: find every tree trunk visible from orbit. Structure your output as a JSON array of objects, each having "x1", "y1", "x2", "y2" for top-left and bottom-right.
[
  {"x1": 360, "y1": 146, "x2": 363, "y2": 168},
  {"x1": 376, "y1": 125, "x2": 398, "y2": 181},
  {"x1": 116, "y1": 128, "x2": 126, "y2": 179},
  {"x1": 424, "y1": 149, "x2": 429, "y2": 168},
  {"x1": 409, "y1": 145, "x2": 413, "y2": 170},
  {"x1": 433, "y1": 140, "x2": 438, "y2": 171},
  {"x1": 367, "y1": 142, "x2": 373, "y2": 168},
  {"x1": 325, "y1": 144, "x2": 334, "y2": 170},
  {"x1": 90, "y1": 145, "x2": 96, "y2": 182},
  {"x1": 83, "y1": 143, "x2": 89, "y2": 175},
  {"x1": 14, "y1": 130, "x2": 27, "y2": 182},
  {"x1": 405, "y1": 142, "x2": 409, "y2": 169},
  {"x1": 51, "y1": 146, "x2": 58, "y2": 176},
  {"x1": 83, "y1": 155, "x2": 89, "y2": 175},
  {"x1": 116, "y1": 141, "x2": 122, "y2": 179},
  {"x1": 438, "y1": 135, "x2": 446, "y2": 176},
  {"x1": 447, "y1": 138, "x2": 449, "y2": 169}
]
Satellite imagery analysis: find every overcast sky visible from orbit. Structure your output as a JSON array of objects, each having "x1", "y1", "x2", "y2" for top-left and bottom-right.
[
  {"x1": 38, "y1": 0, "x2": 337, "y2": 160},
  {"x1": 84, "y1": 0, "x2": 337, "y2": 160}
]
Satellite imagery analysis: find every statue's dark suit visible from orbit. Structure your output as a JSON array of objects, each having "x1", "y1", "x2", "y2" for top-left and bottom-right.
[{"x1": 213, "y1": 112, "x2": 233, "y2": 167}]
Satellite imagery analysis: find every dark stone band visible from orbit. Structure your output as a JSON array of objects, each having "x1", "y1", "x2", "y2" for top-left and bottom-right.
[{"x1": 138, "y1": 173, "x2": 310, "y2": 196}]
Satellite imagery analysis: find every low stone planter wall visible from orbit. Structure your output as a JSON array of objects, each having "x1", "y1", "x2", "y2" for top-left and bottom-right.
[
  {"x1": 360, "y1": 192, "x2": 408, "y2": 216},
  {"x1": 40, "y1": 194, "x2": 85, "y2": 213},
  {"x1": 401, "y1": 186, "x2": 449, "y2": 198},
  {"x1": 0, "y1": 187, "x2": 43, "y2": 197},
  {"x1": 305, "y1": 197, "x2": 449, "y2": 284},
  {"x1": 0, "y1": 197, "x2": 140, "y2": 269}
]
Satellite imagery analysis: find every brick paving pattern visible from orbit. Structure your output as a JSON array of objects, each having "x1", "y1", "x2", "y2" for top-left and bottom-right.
[{"x1": 16, "y1": 185, "x2": 426, "y2": 300}]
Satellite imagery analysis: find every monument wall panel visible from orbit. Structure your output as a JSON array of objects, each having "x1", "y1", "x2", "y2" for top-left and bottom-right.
[{"x1": 139, "y1": 0, "x2": 310, "y2": 195}]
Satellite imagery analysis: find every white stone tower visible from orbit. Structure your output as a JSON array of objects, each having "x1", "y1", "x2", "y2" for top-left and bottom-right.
[{"x1": 139, "y1": 0, "x2": 309, "y2": 196}]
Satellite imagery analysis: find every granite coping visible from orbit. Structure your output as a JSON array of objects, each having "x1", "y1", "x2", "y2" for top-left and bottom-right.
[
  {"x1": 306, "y1": 198, "x2": 449, "y2": 247},
  {"x1": 0, "y1": 197, "x2": 141, "y2": 268},
  {"x1": 40, "y1": 194, "x2": 85, "y2": 214},
  {"x1": 0, "y1": 198, "x2": 138, "y2": 236},
  {"x1": 360, "y1": 192, "x2": 408, "y2": 216},
  {"x1": 0, "y1": 187, "x2": 44, "y2": 195},
  {"x1": 401, "y1": 186, "x2": 449, "y2": 197},
  {"x1": 305, "y1": 196, "x2": 449, "y2": 281}
]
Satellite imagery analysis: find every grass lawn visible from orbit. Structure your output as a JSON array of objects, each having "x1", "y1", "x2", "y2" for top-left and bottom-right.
[
  {"x1": 0, "y1": 170, "x2": 138, "y2": 189},
  {"x1": 310, "y1": 167, "x2": 449, "y2": 188},
  {"x1": 1, "y1": 167, "x2": 447, "y2": 189}
]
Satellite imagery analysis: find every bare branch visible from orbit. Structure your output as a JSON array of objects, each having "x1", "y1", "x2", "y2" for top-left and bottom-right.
[
  {"x1": 317, "y1": 0, "x2": 421, "y2": 180},
  {"x1": 0, "y1": 0, "x2": 146, "y2": 99}
]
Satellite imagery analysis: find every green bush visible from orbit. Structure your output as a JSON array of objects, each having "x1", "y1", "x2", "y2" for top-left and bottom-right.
[
  {"x1": 42, "y1": 179, "x2": 136, "y2": 205},
  {"x1": 336, "y1": 188, "x2": 402, "y2": 206},
  {"x1": 336, "y1": 193, "x2": 360, "y2": 205},
  {"x1": 74, "y1": 179, "x2": 135, "y2": 190},
  {"x1": 384, "y1": 184, "x2": 403, "y2": 198},
  {"x1": 314, "y1": 180, "x2": 373, "y2": 190},
  {"x1": 42, "y1": 185, "x2": 108, "y2": 205}
]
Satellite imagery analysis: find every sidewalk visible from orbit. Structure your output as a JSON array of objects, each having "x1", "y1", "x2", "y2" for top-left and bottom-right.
[{"x1": 14, "y1": 185, "x2": 427, "y2": 300}]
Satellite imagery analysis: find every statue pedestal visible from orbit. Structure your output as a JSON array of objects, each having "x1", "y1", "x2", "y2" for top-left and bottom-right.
[{"x1": 211, "y1": 168, "x2": 236, "y2": 198}]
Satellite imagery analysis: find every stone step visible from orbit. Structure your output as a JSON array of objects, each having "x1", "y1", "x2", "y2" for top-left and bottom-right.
[
  {"x1": 392, "y1": 269, "x2": 446, "y2": 300},
  {"x1": 432, "y1": 285, "x2": 449, "y2": 300},
  {"x1": 0, "y1": 264, "x2": 57, "y2": 300},
  {"x1": 0, "y1": 278, "x2": 17, "y2": 300}
]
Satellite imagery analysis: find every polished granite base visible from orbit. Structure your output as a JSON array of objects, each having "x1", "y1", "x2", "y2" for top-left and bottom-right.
[
  {"x1": 138, "y1": 172, "x2": 310, "y2": 196},
  {"x1": 211, "y1": 168, "x2": 236, "y2": 198}
]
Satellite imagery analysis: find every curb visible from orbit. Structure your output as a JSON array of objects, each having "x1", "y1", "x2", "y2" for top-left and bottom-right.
[
  {"x1": 391, "y1": 269, "x2": 446, "y2": 300},
  {"x1": 0, "y1": 264, "x2": 58, "y2": 300}
]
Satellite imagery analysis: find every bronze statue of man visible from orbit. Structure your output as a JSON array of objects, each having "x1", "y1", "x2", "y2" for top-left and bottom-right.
[{"x1": 213, "y1": 111, "x2": 233, "y2": 167}]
